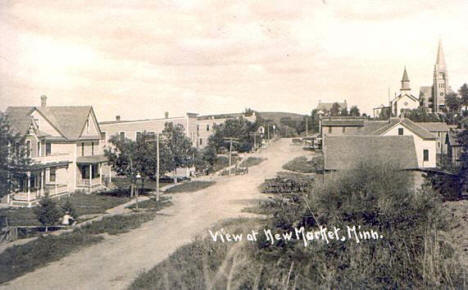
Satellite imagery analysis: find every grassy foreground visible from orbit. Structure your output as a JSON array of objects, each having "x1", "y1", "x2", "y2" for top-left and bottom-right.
[
  {"x1": 0, "y1": 200, "x2": 171, "y2": 284},
  {"x1": 129, "y1": 162, "x2": 466, "y2": 289}
]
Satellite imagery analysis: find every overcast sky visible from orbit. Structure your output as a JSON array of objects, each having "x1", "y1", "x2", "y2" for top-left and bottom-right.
[{"x1": 1, "y1": 0, "x2": 467, "y2": 121}]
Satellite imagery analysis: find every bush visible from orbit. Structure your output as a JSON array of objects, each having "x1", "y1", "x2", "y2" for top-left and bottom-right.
[
  {"x1": 34, "y1": 196, "x2": 62, "y2": 232},
  {"x1": 282, "y1": 155, "x2": 323, "y2": 173},
  {"x1": 239, "y1": 157, "x2": 265, "y2": 168}
]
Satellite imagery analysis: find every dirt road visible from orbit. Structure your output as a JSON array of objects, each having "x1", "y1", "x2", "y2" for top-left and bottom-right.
[{"x1": 1, "y1": 139, "x2": 307, "y2": 290}]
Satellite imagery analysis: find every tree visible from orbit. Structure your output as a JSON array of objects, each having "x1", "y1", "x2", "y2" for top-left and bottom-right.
[
  {"x1": 406, "y1": 108, "x2": 440, "y2": 122},
  {"x1": 340, "y1": 107, "x2": 348, "y2": 116},
  {"x1": 208, "y1": 117, "x2": 260, "y2": 153},
  {"x1": 34, "y1": 196, "x2": 62, "y2": 232},
  {"x1": 458, "y1": 83, "x2": 468, "y2": 111},
  {"x1": 161, "y1": 122, "x2": 196, "y2": 181},
  {"x1": 105, "y1": 132, "x2": 157, "y2": 200},
  {"x1": 310, "y1": 109, "x2": 320, "y2": 133},
  {"x1": 330, "y1": 103, "x2": 340, "y2": 116},
  {"x1": 349, "y1": 106, "x2": 360, "y2": 116},
  {"x1": 61, "y1": 198, "x2": 77, "y2": 219},
  {"x1": 458, "y1": 128, "x2": 468, "y2": 193},
  {"x1": 0, "y1": 114, "x2": 30, "y2": 199},
  {"x1": 445, "y1": 93, "x2": 462, "y2": 113}
]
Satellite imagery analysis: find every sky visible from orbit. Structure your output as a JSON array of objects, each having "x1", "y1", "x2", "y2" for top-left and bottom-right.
[{"x1": 1, "y1": 0, "x2": 467, "y2": 121}]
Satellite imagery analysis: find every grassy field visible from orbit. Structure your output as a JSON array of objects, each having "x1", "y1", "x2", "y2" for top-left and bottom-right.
[
  {"x1": 165, "y1": 181, "x2": 215, "y2": 194},
  {"x1": 0, "y1": 201, "x2": 171, "y2": 284},
  {"x1": 239, "y1": 157, "x2": 266, "y2": 168},
  {"x1": 112, "y1": 177, "x2": 173, "y2": 192},
  {"x1": 213, "y1": 156, "x2": 241, "y2": 172},
  {"x1": 0, "y1": 191, "x2": 131, "y2": 227},
  {"x1": 0, "y1": 231, "x2": 103, "y2": 284}
]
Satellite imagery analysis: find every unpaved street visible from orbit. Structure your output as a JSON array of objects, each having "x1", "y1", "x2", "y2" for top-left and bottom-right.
[{"x1": 1, "y1": 139, "x2": 307, "y2": 290}]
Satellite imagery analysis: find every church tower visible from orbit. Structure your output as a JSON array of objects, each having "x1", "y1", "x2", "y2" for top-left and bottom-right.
[
  {"x1": 401, "y1": 67, "x2": 411, "y2": 92},
  {"x1": 432, "y1": 40, "x2": 449, "y2": 112}
]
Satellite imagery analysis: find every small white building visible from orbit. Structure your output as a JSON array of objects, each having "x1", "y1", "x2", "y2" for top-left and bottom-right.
[{"x1": 391, "y1": 68, "x2": 420, "y2": 117}]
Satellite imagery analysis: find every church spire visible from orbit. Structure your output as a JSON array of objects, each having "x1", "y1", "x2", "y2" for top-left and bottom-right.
[
  {"x1": 436, "y1": 39, "x2": 446, "y2": 67},
  {"x1": 401, "y1": 66, "x2": 410, "y2": 91}
]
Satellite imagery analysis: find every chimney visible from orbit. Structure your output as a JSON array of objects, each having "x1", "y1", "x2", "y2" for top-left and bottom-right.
[
  {"x1": 165, "y1": 112, "x2": 169, "y2": 119},
  {"x1": 115, "y1": 115, "x2": 121, "y2": 121},
  {"x1": 41, "y1": 95, "x2": 47, "y2": 107}
]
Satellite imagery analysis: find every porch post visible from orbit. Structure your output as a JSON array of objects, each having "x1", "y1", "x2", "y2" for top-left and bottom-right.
[
  {"x1": 41, "y1": 169, "x2": 44, "y2": 197},
  {"x1": 99, "y1": 163, "x2": 102, "y2": 185},
  {"x1": 89, "y1": 164, "x2": 92, "y2": 193},
  {"x1": 27, "y1": 171, "x2": 31, "y2": 202}
]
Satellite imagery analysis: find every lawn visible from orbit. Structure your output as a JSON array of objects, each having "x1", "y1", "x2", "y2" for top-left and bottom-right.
[
  {"x1": 112, "y1": 177, "x2": 173, "y2": 192},
  {"x1": 239, "y1": 157, "x2": 266, "y2": 168},
  {"x1": 127, "y1": 196, "x2": 172, "y2": 210},
  {"x1": 0, "y1": 200, "x2": 171, "y2": 284},
  {"x1": 213, "y1": 156, "x2": 241, "y2": 172},
  {"x1": 0, "y1": 191, "x2": 130, "y2": 227},
  {"x1": 282, "y1": 155, "x2": 323, "y2": 173},
  {"x1": 165, "y1": 181, "x2": 215, "y2": 194}
]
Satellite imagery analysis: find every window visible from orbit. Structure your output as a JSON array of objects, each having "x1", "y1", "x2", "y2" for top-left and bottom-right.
[
  {"x1": 26, "y1": 140, "x2": 31, "y2": 157},
  {"x1": 91, "y1": 142, "x2": 94, "y2": 156},
  {"x1": 46, "y1": 143, "x2": 51, "y2": 156},
  {"x1": 328, "y1": 127, "x2": 332, "y2": 134},
  {"x1": 136, "y1": 132, "x2": 142, "y2": 141},
  {"x1": 50, "y1": 167, "x2": 56, "y2": 182},
  {"x1": 423, "y1": 149, "x2": 429, "y2": 161},
  {"x1": 197, "y1": 125, "x2": 199, "y2": 132},
  {"x1": 86, "y1": 119, "x2": 90, "y2": 133},
  {"x1": 206, "y1": 125, "x2": 210, "y2": 131},
  {"x1": 81, "y1": 143, "x2": 85, "y2": 156},
  {"x1": 119, "y1": 132, "x2": 125, "y2": 140},
  {"x1": 398, "y1": 128, "x2": 404, "y2": 135},
  {"x1": 200, "y1": 138, "x2": 203, "y2": 145},
  {"x1": 342, "y1": 127, "x2": 346, "y2": 133},
  {"x1": 37, "y1": 142, "x2": 41, "y2": 157},
  {"x1": 101, "y1": 132, "x2": 107, "y2": 141}
]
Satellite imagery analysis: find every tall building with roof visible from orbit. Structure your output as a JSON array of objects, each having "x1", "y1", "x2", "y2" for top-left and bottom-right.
[{"x1": 419, "y1": 40, "x2": 451, "y2": 113}]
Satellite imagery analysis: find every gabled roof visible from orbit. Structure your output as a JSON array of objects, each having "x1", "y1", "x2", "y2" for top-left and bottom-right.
[
  {"x1": 4, "y1": 107, "x2": 35, "y2": 136},
  {"x1": 392, "y1": 92, "x2": 419, "y2": 103},
  {"x1": 415, "y1": 122, "x2": 449, "y2": 132},
  {"x1": 323, "y1": 135, "x2": 419, "y2": 170},
  {"x1": 346, "y1": 118, "x2": 437, "y2": 140},
  {"x1": 5, "y1": 105, "x2": 99, "y2": 141}
]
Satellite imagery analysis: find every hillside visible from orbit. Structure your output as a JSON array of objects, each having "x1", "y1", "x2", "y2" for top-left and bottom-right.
[{"x1": 258, "y1": 111, "x2": 306, "y2": 125}]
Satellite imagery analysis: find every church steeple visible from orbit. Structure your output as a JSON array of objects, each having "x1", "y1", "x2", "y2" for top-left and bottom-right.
[
  {"x1": 433, "y1": 40, "x2": 449, "y2": 113},
  {"x1": 401, "y1": 66, "x2": 410, "y2": 91},
  {"x1": 436, "y1": 40, "x2": 446, "y2": 67}
]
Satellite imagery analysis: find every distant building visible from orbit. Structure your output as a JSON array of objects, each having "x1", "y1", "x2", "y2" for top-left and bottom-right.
[
  {"x1": 372, "y1": 104, "x2": 390, "y2": 119},
  {"x1": 415, "y1": 122, "x2": 449, "y2": 154},
  {"x1": 320, "y1": 116, "x2": 437, "y2": 168},
  {"x1": 419, "y1": 40, "x2": 452, "y2": 113},
  {"x1": 316, "y1": 100, "x2": 347, "y2": 116},
  {"x1": 323, "y1": 135, "x2": 426, "y2": 189},
  {"x1": 390, "y1": 67, "x2": 419, "y2": 117},
  {"x1": 446, "y1": 129, "x2": 462, "y2": 166}
]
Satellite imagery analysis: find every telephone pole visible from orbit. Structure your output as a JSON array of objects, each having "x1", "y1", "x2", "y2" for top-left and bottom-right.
[
  {"x1": 249, "y1": 132, "x2": 261, "y2": 151},
  {"x1": 223, "y1": 137, "x2": 239, "y2": 175},
  {"x1": 156, "y1": 133, "x2": 160, "y2": 202}
]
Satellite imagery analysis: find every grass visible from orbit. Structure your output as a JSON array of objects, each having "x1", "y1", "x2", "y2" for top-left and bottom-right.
[
  {"x1": 282, "y1": 155, "x2": 323, "y2": 173},
  {"x1": 213, "y1": 156, "x2": 241, "y2": 172},
  {"x1": 165, "y1": 181, "x2": 215, "y2": 194},
  {"x1": 112, "y1": 177, "x2": 172, "y2": 191},
  {"x1": 0, "y1": 191, "x2": 130, "y2": 227},
  {"x1": 0, "y1": 199, "x2": 171, "y2": 284},
  {"x1": 0, "y1": 231, "x2": 103, "y2": 284},
  {"x1": 239, "y1": 157, "x2": 266, "y2": 168},
  {"x1": 127, "y1": 196, "x2": 172, "y2": 210},
  {"x1": 128, "y1": 218, "x2": 260, "y2": 290}
]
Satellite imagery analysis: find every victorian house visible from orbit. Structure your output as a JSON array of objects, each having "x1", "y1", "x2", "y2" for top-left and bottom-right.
[{"x1": 3, "y1": 96, "x2": 109, "y2": 207}]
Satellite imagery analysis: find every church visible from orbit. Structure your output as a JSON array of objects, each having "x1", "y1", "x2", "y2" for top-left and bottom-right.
[
  {"x1": 419, "y1": 41, "x2": 451, "y2": 113},
  {"x1": 390, "y1": 67, "x2": 419, "y2": 117}
]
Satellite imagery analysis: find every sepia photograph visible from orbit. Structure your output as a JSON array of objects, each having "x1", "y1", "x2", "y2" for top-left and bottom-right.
[{"x1": 0, "y1": 0, "x2": 467, "y2": 289}]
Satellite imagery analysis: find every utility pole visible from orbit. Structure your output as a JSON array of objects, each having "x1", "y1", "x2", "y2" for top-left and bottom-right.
[
  {"x1": 249, "y1": 132, "x2": 261, "y2": 151},
  {"x1": 305, "y1": 116, "x2": 309, "y2": 137},
  {"x1": 156, "y1": 133, "x2": 160, "y2": 202},
  {"x1": 223, "y1": 137, "x2": 239, "y2": 175}
]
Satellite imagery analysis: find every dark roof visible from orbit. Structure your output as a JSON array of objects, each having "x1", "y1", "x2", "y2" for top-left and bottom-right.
[
  {"x1": 362, "y1": 118, "x2": 436, "y2": 140},
  {"x1": 323, "y1": 135, "x2": 419, "y2": 170},
  {"x1": 4, "y1": 107, "x2": 35, "y2": 135},
  {"x1": 100, "y1": 116, "x2": 187, "y2": 125},
  {"x1": 322, "y1": 119, "x2": 364, "y2": 127},
  {"x1": 402, "y1": 67, "x2": 410, "y2": 82},
  {"x1": 415, "y1": 122, "x2": 449, "y2": 132},
  {"x1": 5, "y1": 106, "x2": 96, "y2": 140}
]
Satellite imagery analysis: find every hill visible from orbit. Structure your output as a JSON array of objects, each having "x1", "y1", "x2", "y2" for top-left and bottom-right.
[{"x1": 257, "y1": 111, "x2": 306, "y2": 125}]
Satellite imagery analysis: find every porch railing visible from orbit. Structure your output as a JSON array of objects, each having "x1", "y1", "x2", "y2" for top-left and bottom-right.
[{"x1": 77, "y1": 177, "x2": 102, "y2": 187}]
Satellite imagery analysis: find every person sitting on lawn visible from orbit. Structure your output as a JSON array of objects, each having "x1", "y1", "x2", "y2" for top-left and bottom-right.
[{"x1": 62, "y1": 211, "x2": 76, "y2": 226}]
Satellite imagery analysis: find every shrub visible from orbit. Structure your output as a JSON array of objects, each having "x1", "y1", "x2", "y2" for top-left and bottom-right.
[
  {"x1": 34, "y1": 196, "x2": 62, "y2": 232},
  {"x1": 282, "y1": 155, "x2": 323, "y2": 173}
]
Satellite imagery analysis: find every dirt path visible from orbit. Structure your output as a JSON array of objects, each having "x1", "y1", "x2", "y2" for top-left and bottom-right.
[{"x1": 1, "y1": 138, "x2": 306, "y2": 290}]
